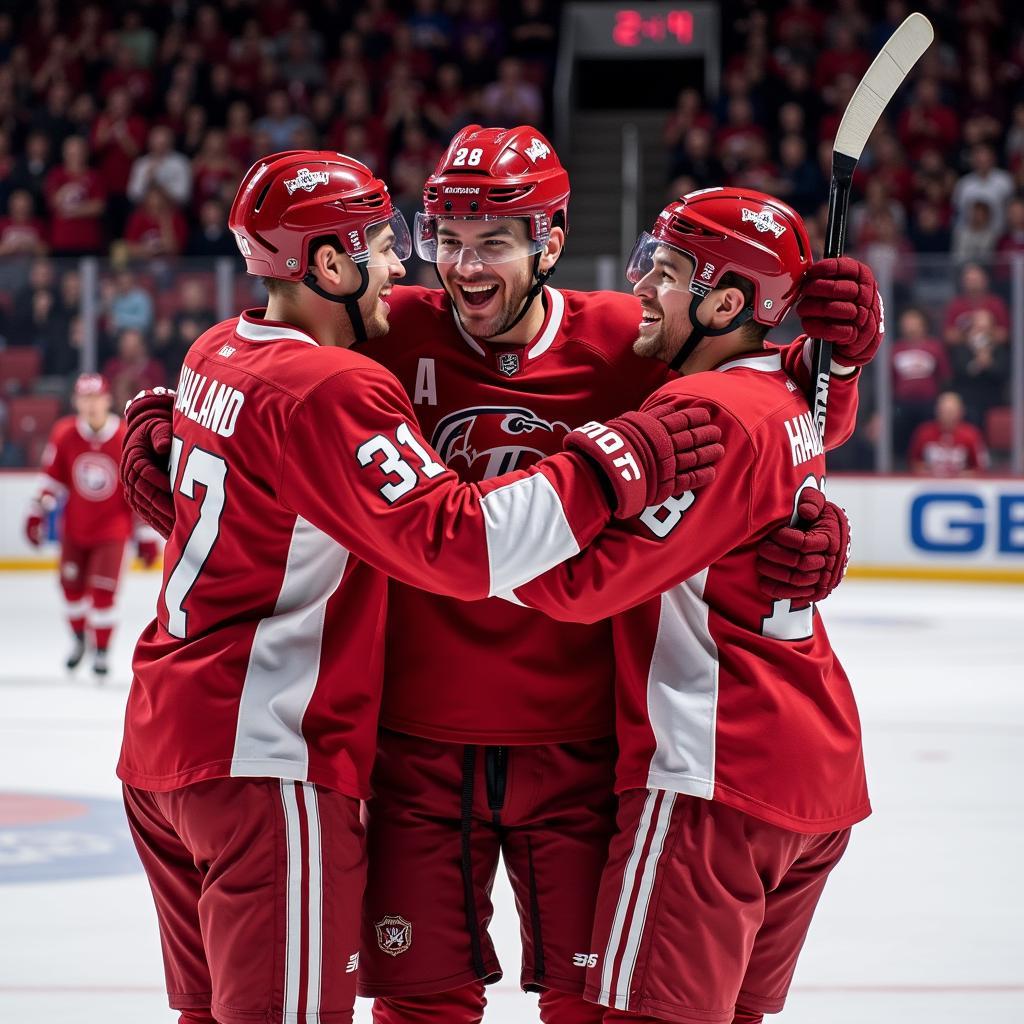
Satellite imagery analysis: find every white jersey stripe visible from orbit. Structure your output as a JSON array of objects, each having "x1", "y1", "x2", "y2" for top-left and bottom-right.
[
  {"x1": 614, "y1": 790, "x2": 677, "y2": 1010},
  {"x1": 645, "y1": 570, "x2": 719, "y2": 798},
  {"x1": 482, "y1": 473, "x2": 580, "y2": 597},
  {"x1": 527, "y1": 287, "x2": 565, "y2": 360},
  {"x1": 599, "y1": 789, "x2": 658, "y2": 1003},
  {"x1": 301, "y1": 783, "x2": 323, "y2": 1023},
  {"x1": 280, "y1": 781, "x2": 303, "y2": 1022},
  {"x1": 231, "y1": 518, "x2": 350, "y2": 780}
]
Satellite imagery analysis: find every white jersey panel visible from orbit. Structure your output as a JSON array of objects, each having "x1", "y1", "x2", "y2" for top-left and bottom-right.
[
  {"x1": 645, "y1": 568, "x2": 719, "y2": 798},
  {"x1": 231, "y1": 516, "x2": 350, "y2": 779}
]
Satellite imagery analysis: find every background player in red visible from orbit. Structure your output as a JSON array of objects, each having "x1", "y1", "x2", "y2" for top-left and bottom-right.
[
  {"x1": 116, "y1": 149, "x2": 718, "y2": 1024},
  {"x1": 24, "y1": 372, "x2": 158, "y2": 678},
  {"x1": 909, "y1": 390, "x2": 989, "y2": 476},
  {"x1": 510, "y1": 190, "x2": 873, "y2": 1024},
  {"x1": 118, "y1": 130, "x2": 880, "y2": 1024}
]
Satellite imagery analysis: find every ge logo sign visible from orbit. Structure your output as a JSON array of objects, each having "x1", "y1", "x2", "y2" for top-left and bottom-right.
[{"x1": 910, "y1": 493, "x2": 1024, "y2": 553}]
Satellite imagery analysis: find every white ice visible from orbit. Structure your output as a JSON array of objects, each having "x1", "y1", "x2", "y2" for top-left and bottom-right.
[{"x1": 1, "y1": 570, "x2": 1022, "y2": 1023}]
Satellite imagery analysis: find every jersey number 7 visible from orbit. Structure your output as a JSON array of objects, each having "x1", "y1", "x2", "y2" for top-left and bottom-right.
[{"x1": 162, "y1": 437, "x2": 228, "y2": 639}]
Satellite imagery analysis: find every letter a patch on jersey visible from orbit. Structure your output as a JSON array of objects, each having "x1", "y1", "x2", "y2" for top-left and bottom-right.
[{"x1": 375, "y1": 915, "x2": 413, "y2": 956}]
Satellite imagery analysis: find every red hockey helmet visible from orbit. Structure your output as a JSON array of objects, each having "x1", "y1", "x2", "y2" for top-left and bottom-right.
[
  {"x1": 626, "y1": 187, "x2": 812, "y2": 326},
  {"x1": 415, "y1": 125, "x2": 570, "y2": 264},
  {"x1": 73, "y1": 373, "x2": 110, "y2": 397},
  {"x1": 228, "y1": 150, "x2": 411, "y2": 280}
]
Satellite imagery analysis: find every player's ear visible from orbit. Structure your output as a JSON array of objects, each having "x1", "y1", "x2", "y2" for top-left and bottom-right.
[
  {"x1": 538, "y1": 226, "x2": 564, "y2": 273},
  {"x1": 707, "y1": 286, "x2": 747, "y2": 329},
  {"x1": 312, "y1": 241, "x2": 359, "y2": 291}
]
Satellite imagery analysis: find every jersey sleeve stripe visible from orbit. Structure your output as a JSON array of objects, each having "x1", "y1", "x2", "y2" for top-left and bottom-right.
[
  {"x1": 480, "y1": 473, "x2": 580, "y2": 597},
  {"x1": 231, "y1": 517, "x2": 350, "y2": 780}
]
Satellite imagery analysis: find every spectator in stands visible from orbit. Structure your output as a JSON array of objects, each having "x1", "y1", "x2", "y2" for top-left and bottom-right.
[
  {"x1": 127, "y1": 125, "x2": 191, "y2": 208},
  {"x1": 943, "y1": 262, "x2": 1009, "y2": 346},
  {"x1": 995, "y1": 196, "x2": 1024, "y2": 268},
  {"x1": 9, "y1": 257, "x2": 56, "y2": 341},
  {"x1": 949, "y1": 306, "x2": 1010, "y2": 426},
  {"x1": 252, "y1": 90, "x2": 312, "y2": 152},
  {"x1": 408, "y1": 0, "x2": 453, "y2": 54},
  {"x1": 509, "y1": 0, "x2": 558, "y2": 71},
  {"x1": 0, "y1": 190, "x2": 47, "y2": 290},
  {"x1": 909, "y1": 391, "x2": 989, "y2": 476},
  {"x1": 909, "y1": 200, "x2": 953, "y2": 254},
  {"x1": 952, "y1": 143, "x2": 1014, "y2": 235},
  {"x1": 952, "y1": 199, "x2": 1001, "y2": 266},
  {"x1": 858, "y1": 209, "x2": 916, "y2": 305},
  {"x1": 29, "y1": 78, "x2": 76, "y2": 148},
  {"x1": 6, "y1": 132, "x2": 51, "y2": 216},
  {"x1": 43, "y1": 135, "x2": 106, "y2": 256},
  {"x1": 897, "y1": 78, "x2": 959, "y2": 161},
  {"x1": 160, "y1": 278, "x2": 216, "y2": 376},
  {"x1": 104, "y1": 268, "x2": 154, "y2": 338},
  {"x1": 191, "y1": 130, "x2": 240, "y2": 208},
  {"x1": 224, "y1": 101, "x2": 255, "y2": 167},
  {"x1": 670, "y1": 124, "x2": 724, "y2": 187},
  {"x1": 424, "y1": 63, "x2": 468, "y2": 137},
  {"x1": 481, "y1": 57, "x2": 543, "y2": 126},
  {"x1": 102, "y1": 327, "x2": 165, "y2": 413},
  {"x1": 186, "y1": 198, "x2": 236, "y2": 258},
  {"x1": 100, "y1": 41, "x2": 154, "y2": 112},
  {"x1": 716, "y1": 96, "x2": 767, "y2": 176},
  {"x1": 775, "y1": 134, "x2": 824, "y2": 215},
  {"x1": 1005, "y1": 101, "x2": 1024, "y2": 174},
  {"x1": 0, "y1": 416, "x2": 27, "y2": 468},
  {"x1": 121, "y1": 185, "x2": 188, "y2": 260},
  {"x1": 90, "y1": 88, "x2": 147, "y2": 233},
  {"x1": 180, "y1": 105, "x2": 209, "y2": 161},
  {"x1": 891, "y1": 307, "x2": 951, "y2": 456},
  {"x1": 850, "y1": 178, "x2": 906, "y2": 249}
]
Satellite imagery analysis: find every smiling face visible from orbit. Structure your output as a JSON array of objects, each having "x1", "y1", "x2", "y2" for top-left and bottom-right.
[
  {"x1": 355, "y1": 221, "x2": 407, "y2": 338},
  {"x1": 435, "y1": 218, "x2": 543, "y2": 339},
  {"x1": 631, "y1": 244, "x2": 700, "y2": 364}
]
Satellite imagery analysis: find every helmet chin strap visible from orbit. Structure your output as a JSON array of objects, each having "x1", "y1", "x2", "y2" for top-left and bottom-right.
[
  {"x1": 302, "y1": 262, "x2": 371, "y2": 344},
  {"x1": 437, "y1": 252, "x2": 554, "y2": 340},
  {"x1": 669, "y1": 292, "x2": 754, "y2": 373}
]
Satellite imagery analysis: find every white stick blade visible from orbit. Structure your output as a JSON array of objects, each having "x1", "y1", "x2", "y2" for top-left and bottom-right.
[{"x1": 834, "y1": 12, "x2": 935, "y2": 161}]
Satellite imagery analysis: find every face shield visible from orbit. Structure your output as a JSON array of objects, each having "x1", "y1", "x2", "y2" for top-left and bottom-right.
[
  {"x1": 361, "y1": 211, "x2": 413, "y2": 267},
  {"x1": 414, "y1": 213, "x2": 549, "y2": 266},
  {"x1": 625, "y1": 231, "x2": 709, "y2": 298}
]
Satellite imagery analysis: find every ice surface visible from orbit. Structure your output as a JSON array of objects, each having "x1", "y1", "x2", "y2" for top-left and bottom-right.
[{"x1": 1, "y1": 571, "x2": 1022, "y2": 1022}]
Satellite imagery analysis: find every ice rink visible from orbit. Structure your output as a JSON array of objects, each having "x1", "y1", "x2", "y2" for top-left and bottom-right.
[{"x1": 1, "y1": 569, "x2": 1022, "y2": 1023}]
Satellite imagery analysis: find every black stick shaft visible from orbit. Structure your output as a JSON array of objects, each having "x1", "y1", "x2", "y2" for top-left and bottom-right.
[{"x1": 809, "y1": 150, "x2": 857, "y2": 445}]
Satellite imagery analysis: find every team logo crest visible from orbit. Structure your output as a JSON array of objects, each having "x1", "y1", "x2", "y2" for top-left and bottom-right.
[
  {"x1": 525, "y1": 137, "x2": 551, "y2": 162},
  {"x1": 72, "y1": 452, "x2": 118, "y2": 502},
  {"x1": 375, "y1": 915, "x2": 412, "y2": 957},
  {"x1": 741, "y1": 207, "x2": 786, "y2": 238},
  {"x1": 497, "y1": 352, "x2": 520, "y2": 377},
  {"x1": 433, "y1": 405, "x2": 571, "y2": 480},
  {"x1": 284, "y1": 167, "x2": 330, "y2": 195}
]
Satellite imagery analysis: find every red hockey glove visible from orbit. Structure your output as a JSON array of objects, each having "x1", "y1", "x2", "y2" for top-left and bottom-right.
[
  {"x1": 136, "y1": 538, "x2": 160, "y2": 568},
  {"x1": 120, "y1": 389, "x2": 176, "y2": 540},
  {"x1": 796, "y1": 257, "x2": 883, "y2": 369},
  {"x1": 565, "y1": 406, "x2": 723, "y2": 520},
  {"x1": 24, "y1": 507, "x2": 44, "y2": 547},
  {"x1": 756, "y1": 489, "x2": 851, "y2": 603}
]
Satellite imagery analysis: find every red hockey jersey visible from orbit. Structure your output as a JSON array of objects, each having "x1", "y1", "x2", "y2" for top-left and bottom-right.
[
  {"x1": 360, "y1": 285, "x2": 862, "y2": 746},
  {"x1": 513, "y1": 350, "x2": 871, "y2": 834},
  {"x1": 117, "y1": 311, "x2": 611, "y2": 798},
  {"x1": 40, "y1": 414, "x2": 132, "y2": 545}
]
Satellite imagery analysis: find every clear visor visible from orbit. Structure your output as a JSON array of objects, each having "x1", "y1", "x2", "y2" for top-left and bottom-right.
[
  {"x1": 414, "y1": 212, "x2": 548, "y2": 265},
  {"x1": 625, "y1": 232, "x2": 706, "y2": 296},
  {"x1": 362, "y1": 211, "x2": 413, "y2": 266}
]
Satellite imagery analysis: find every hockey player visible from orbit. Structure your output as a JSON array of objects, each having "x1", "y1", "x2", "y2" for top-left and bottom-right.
[
  {"x1": 24, "y1": 372, "x2": 158, "y2": 677},
  {"x1": 508, "y1": 190, "x2": 875, "y2": 1024},
  {"x1": 118, "y1": 131, "x2": 877, "y2": 1024},
  {"x1": 357, "y1": 129, "x2": 867, "y2": 1024},
  {"x1": 114, "y1": 150, "x2": 722, "y2": 1024}
]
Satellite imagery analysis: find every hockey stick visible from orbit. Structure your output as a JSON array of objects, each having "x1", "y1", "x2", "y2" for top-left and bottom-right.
[{"x1": 809, "y1": 12, "x2": 934, "y2": 444}]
